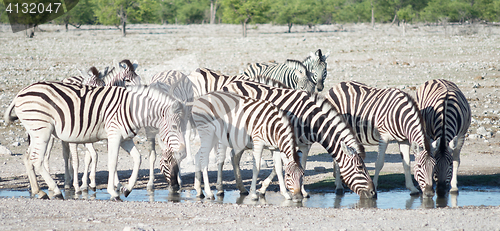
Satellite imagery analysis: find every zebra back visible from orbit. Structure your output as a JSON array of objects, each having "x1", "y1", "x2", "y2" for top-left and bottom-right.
[
  {"x1": 243, "y1": 60, "x2": 316, "y2": 92},
  {"x1": 416, "y1": 79, "x2": 471, "y2": 195},
  {"x1": 187, "y1": 68, "x2": 247, "y2": 97},
  {"x1": 302, "y1": 49, "x2": 329, "y2": 91}
]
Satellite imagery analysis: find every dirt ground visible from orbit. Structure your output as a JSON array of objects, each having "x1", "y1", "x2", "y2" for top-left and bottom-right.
[{"x1": 1, "y1": 22, "x2": 500, "y2": 230}]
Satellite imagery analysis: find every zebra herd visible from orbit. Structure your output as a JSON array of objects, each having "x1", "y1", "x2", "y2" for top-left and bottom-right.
[{"x1": 3, "y1": 49, "x2": 471, "y2": 202}]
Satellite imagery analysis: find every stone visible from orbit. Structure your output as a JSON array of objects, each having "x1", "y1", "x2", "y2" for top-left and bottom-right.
[{"x1": 0, "y1": 145, "x2": 12, "y2": 156}]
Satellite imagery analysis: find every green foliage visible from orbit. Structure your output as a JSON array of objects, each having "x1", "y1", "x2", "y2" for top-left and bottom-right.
[
  {"x1": 53, "y1": 0, "x2": 96, "y2": 26},
  {"x1": 221, "y1": 0, "x2": 271, "y2": 24},
  {"x1": 0, "y1": 1, "x2": 8, "y2": 23},
  {"x1": 397, "y1": 4, "x2": 415, "y2": 22}
]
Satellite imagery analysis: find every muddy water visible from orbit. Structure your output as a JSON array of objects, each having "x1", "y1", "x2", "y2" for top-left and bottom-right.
[{"x1": 1, "y1": 187, "x2": 499, "y2": 209}]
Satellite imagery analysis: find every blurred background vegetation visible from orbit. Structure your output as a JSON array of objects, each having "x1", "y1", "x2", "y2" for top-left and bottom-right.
[{"x1": 1, "y1": 0, "x2": 500, "y2": 35}]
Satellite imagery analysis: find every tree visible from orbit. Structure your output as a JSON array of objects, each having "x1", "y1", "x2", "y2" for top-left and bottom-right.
[
  {"x1": 269, "y1": 0, "x2": 307, "y2": 32},
  {"x1": 93, "y1": 0, "x2": 157, "y2": 36},
  {"x1": 210, "y1": 0, "x2": 219, "y2": 24},
  {"x1": 54, "y1": 0, "x2": 96, "y2": 31},
  {"x1": 221, "y1": 0, "x2": 271, "y2": 37}
]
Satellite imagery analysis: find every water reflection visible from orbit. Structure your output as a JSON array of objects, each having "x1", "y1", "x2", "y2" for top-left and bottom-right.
[{"x1": 0, "y1": 188, "x2": 498, "y2": 209}]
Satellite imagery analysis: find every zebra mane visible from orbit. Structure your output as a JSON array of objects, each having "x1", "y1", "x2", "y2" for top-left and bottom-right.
[
  {"x1": 285, "y1": 59, "x2": 315, "y2": 81},
  {"x1": 244, "y1": 75, "x2": 291, "y2": 89},
  {"x1": 307, "y1": 91, "x2": 366, "y2": 158}
]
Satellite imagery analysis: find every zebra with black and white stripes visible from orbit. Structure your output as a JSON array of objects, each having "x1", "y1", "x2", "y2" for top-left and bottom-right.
[
  {"x1": 222, "y1": 78, "x2": 376, "y2": 199},
  {"x1": 326, "y1": 81, "x2": 435, "y2": 197},
  {"x1": 191, "y1": 91, "x2": 304, "y2": 201},
  {"x1": 55, "y1": 60, "x2": 141, "y2": 193},
  {"x1": 416, "y1": 79, "x2": 471, "y2": 197},
  {"x1": 243, "y1": 49, "x2": 329, "y2": 92},
  {"x1": 4, "y1": 81, "x2": 186, "y2": 200}
]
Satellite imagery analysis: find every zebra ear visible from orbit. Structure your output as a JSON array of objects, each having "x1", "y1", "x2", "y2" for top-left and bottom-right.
[
  {"x1": 315, "y1": 49, "x2": 322, "y2": 58},
  {"x1": 431, "y1": 137, "x2": 441, "y2": 153},
  {"x1": 340, "y1": 141, "x2": 354, "y2": 157},
  {"x1": 323, "y1": 50, "x2": 330, "y2": 61},
  {"x1": 449, "y1": 136, "x2": 458, "y2": 150},
  {"x1": 132, "y1": 60, "x2": 139, "y2": 71}
]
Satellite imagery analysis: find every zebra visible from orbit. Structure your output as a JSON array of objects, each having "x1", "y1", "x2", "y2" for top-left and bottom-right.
[
  {"x1": 222, "y1": 77, "x2": 376, "y2": 199},
  {"x1": 326, "y1": 81, "x2": 435, "y2": 197},
  {"x1": 191, "y1": 91, "x2": 304, "y2": 201},
  {"x1": 148, "y1": 70, "x2": 195, "y2": 191},
  {"x1": 52, "y1": 60, "x2": 142, "y2": 193},
  {"x1": 243, "y1": 49, "x2": 329, "y2": 92},
  {"x1": 416, "y1": 79, "x2": 471, "y2": 197},
  {"x1": 4, "y1": 81, "x2": 186, "y2": 200}
]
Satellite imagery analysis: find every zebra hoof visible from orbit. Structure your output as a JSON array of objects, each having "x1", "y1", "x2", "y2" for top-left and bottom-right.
[
  {"x1": 216, "y1": 190, "x2": 225, "y2": 196},
  {"x1": 409, "y1": 191, "x2": 420, "y2": 196},
  {"x1": 335, "y1": 188, "x2": 345, "y2": 195},
  {"x1": 90, "y1": 186, "x2": 97, "y2": 192},
  {"x1": 147, "y1": 185, "x2": 154, "y2": 192},
  {"x1": 110, "y1": 196, "x2": 122, "y2": 202},
  {"x1": 196, "y1": 193, "x2": 205, "y2": 199},
  {"x1": 450, "y1": 188, "x2": 459, "y2": 195},
  {"x1": 239, "y1": 190, "x2": 249, "y2": 196},
  {"x1": 53, "y1": 194, "x2": 64, "y2": 200},
  {"x1": 123, "y1": 189, "x2": 131, "y2": 197},
  {"x1": 38, "y1": 192, "x2": 50, "y2": 200}
]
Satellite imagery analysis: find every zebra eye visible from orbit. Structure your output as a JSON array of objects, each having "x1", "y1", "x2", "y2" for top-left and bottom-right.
[
  {"x1": 172, "y1": 125, "x2": 178, "y2": 130},
  {"x1": 357, "y1": 165, "x2": 364, "y2": 171}
]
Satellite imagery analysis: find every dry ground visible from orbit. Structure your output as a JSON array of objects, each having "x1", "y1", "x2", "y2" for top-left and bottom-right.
[{"x1": 0, "y1": 22, "x2": 500, "y2": 230}]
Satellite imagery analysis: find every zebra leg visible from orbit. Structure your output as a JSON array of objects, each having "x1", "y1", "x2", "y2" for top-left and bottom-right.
[
  {"x1": 23, "y1": 147, "x2": 48, "y2": 199},
  {"x1": 61, "y1": 141, "x2": 73, "y2": 190},
  {"x1": 106, "y1": 137, "x2": 122, "y2": 200},
  {"x1": 450, "y1": 136, "x2": 465, "y2": 194},
  {"x1": 43, "y1": 136, "x2": 55, "y2": 174},
  {"x1": 194, "y1": 127, "x2": 216, "y2": 198},
  {"x1": 216, "y1": 143, "x2": 228, "y2": 196},
  {"x1": 333, "y1": 161, "x2": 344, "y2": 195},
  {"x1": 147, "y1": 137, "x2": 156, "y2": 192},
  {"x1": 298, "y1": 145, "x2": 311, "y2": 198},
  {"x1": 119, "y1": 139, "x2": 142, "y2": 197},
  {"x1": 272, "y1": 151, "x2": 293, "y2": 200},
  {"x1": 373, "y1": 140, "x2": 389, "y2": 190},
  {"x1": 31, "y1": 135, "x2": 63, "y2": 199},
  {"x1": 398, "y1": 141, "x2": 420, "y2": 195},
  {"x1": 82, "y1": 143, "x2": 97, "y2": 191},
  {"x1": 231, "y1": 149, "x2": 249, "y2": 195},
  {"x1": 258, "y1": 150, "x2": 277, "y2": 196},
  {"x1": 249, "y1": 140, "x2": 265, "y2": 200},
  {"x1": 68, "y1": 142, "x2": 81, "y2": 194}
]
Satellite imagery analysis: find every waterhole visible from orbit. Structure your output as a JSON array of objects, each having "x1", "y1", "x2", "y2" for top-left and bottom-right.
[{"x1": 1, "y1": 187, "x2": 499, "y2": 209}]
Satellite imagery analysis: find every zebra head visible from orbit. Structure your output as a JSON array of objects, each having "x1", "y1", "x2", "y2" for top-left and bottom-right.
[
  {"x1": 304, "y1": 49, "x2": 329, "y2": 92},
  {"x1": 283, "y1": 150, "x2": 304, "y2": 202},
  {"x1": 413, "y1": 144, "x2": 436, "y2": 198},
  {"x1": 337, "y1": 141, "x2": 377, "y2": 199},
  {"x1": 161, "y1": 149, "x2": 181, "y2": 192},
  {"x1": 115, "y1": 59, "x2": 142, "y2": 86},
  {"x1": 430, "y1": 136, "x2": 457, "y2": 197},
  {"x1": 285, "y1": 60, "x2": 316, "y2": 92},
  {"x1": 82, "y1": 67, "x2": 106, "y2": 86}
]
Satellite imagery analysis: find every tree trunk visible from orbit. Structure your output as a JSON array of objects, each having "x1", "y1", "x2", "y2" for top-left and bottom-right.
[
  {"x1": 242, "y1": 21, "x2": 246, "y2": 37},
  {"x1": 288, "y1": 23, "x2": 293, "y2": 33},
  {"x1": 122, "y1": 20, "x2": 126, "y2": 37},
  {"x1": 65, "y1": 23, "x2": 69, "y2": 32},
  {"x1": 371, "y1": 1, "x2": 375, "y2": 28},
  {"x1": 210, "y1": 0, "x2": 218, "y2": 24}
]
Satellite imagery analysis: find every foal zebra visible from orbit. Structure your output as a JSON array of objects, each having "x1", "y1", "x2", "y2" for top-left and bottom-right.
[
  {"x1": 243, "y1": 49, "x2": 329, "y2": 92},
  {"x1": 191, "y1": 91, "x2": 304, "y2": 201},
  {"x1": 222, "y1": 78, "x2": 376, "y2": 199},
  {"x1": 326, "y1": 81, "x2": 435, "y2": 197},
  {"x1": 4, "y1": 81, "x2": 185, "y2": 200},
  {"x1": 57, "y1": 60, "x2": 141, "y2": 193},
  {"x1": 416, "y1": 79, "x2": 471, "y2": 197}
]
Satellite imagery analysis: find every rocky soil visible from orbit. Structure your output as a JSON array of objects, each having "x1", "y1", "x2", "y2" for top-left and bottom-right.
[{"x1": 0, "y1": 22, "x2": 500, "y2": 230}]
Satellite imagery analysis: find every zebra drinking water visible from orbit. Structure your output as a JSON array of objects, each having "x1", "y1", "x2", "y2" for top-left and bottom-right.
[
  {"x1": 4, "y1": 81, "x2": 186, "y2": 200},
  {"x1": 416, "y1": 79, "x2": 471, "y2": 197},
  {"x1": 326, "y1": 81, "x2": 435, "y2": 197},
  {"x1": 191, "y1": 91, "x2": 304, "y2": 201},
  {"x1": 243, "y1": 49, "x2": 329, "y2": 92},
  {"x1": 222, "y1": 77, "x2": 376, "y2": 199}
]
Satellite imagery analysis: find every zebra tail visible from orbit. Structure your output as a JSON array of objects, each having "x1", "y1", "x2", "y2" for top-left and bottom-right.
[{"x1": 3, "y1": 100, "x2": 18, "y2": 123}]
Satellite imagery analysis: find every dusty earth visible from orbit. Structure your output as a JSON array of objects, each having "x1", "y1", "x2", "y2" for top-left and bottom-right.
[{"x1": 0, "y1": 22, "x2": 500, "y2": 230}]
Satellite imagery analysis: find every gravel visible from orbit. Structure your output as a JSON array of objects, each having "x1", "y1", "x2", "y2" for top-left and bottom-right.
[{"x1": 1, "y1": 22, "x2": 500, "y2": 230}]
